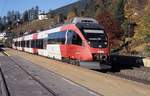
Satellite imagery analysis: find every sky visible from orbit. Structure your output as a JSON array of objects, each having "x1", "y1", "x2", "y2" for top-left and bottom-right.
[{"x1": 0, "y1": 0, "x2": 78, "y2": 16}]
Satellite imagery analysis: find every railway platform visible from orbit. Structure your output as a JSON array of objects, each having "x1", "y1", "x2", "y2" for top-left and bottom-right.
[
  {"x1": 0, "y1": 51, "x2": 99, "y2": 96},
  {"x1": 0, "y1": 48, "x2": 150, "y2": 96}
]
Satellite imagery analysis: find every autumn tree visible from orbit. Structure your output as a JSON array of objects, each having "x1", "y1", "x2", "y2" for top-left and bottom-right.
[
  {"x1": 67, "y1": 7, "x2": 78, "y2": 21},
  {"x1": 134, "y1": 4, "x2": 150, "y2": 42},
  {"x1": 124, "y1": 0, "x2": 150, "y2": 42},
  {"x1": 96, "y1": 10, "x2": 123, "y2": 48}
]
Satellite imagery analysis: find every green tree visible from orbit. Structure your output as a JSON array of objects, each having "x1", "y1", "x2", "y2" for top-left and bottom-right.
[
  {"x1": 136, "y1": 16, "x2": 150, "y2": 42},
  {"x1": 134, "y1": 4, "x2": 150, "y2": 42},
  {"x1": 34, "y1": 6, "x2": 39, "y2": 20},
  {"x1": 22, "y1": 10, "x2": 29, "y2": 22},
  {"x1": 113, "y1": 0, "x2": 126, "y2": 24}
]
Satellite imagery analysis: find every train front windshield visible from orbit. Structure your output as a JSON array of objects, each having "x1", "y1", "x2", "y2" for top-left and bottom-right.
[{"x1": 83, "y1": 29, "x2": 108, "y2": 48}]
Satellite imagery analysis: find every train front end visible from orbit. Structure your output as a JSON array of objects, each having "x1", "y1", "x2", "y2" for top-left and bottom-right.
[
  {"x1": 84, "y1": 29, "x2": 110, "y2": 69},
  {"x1": 75, "y1": 18, "x2": 111, "y2": 69}
]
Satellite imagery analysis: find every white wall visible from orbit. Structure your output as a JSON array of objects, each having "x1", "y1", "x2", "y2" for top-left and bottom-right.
[
  {"x1": 0, "y1": 32, "x2": 6, "y2": 40},
  {"x1": 38, "y1": 14, "x2": 48, "y2": 20}
]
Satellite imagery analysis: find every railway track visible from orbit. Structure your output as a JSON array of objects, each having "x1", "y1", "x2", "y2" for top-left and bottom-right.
[
  {"x1": 1, "y1": 48, "x2": 150, "y2": 96},
  {"x1": 10, "y1": 58, "x2": 58, "y2": 96},
  {"x1": 0, "y1": 65, "x2": 10, "y2": 96},
  {"x1": 1, "y1": 51, "x2": 58, "y2": 96},
  {"x1": 0, "y1": 50, "x2": 10, "y2": 96},
  {"x1": 106, "y1": 67, "x2": 150, "y2": 85},
  {"x1": 2, "y1": 49, "x2": 150, "y2": 87}
]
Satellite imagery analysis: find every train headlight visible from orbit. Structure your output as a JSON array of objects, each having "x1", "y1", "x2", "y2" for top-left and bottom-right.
[
  {"x1": 88, "y1": 41, "x2": 91, "y2": 44},
  {"x1": 104, "y1": 42, "x2": 107, "y2": 45}
]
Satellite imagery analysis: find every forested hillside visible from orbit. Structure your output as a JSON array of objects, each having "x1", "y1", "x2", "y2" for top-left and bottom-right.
[
  {"x1": 0, "y1": 0, "x2": 149, "y2": 56},
  {"x1": 124, "y1": 0, "x2": 150, "y2": 56}
]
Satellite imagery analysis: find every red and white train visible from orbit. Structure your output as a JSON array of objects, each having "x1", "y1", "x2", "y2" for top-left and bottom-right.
[{"x1": 12, "y1": 17, "x2": 111, "y2": 69}]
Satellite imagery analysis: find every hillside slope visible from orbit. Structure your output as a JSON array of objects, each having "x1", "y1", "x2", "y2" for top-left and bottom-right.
[{"x1": 124, "y1": 0, "x2": 150, "y2": 56}]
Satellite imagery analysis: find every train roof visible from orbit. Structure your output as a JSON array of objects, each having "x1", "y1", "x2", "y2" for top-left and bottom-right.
[
  {"x1": 71, "y1": 17, "x2": 99, "y2": 24},
  {"x1": 71, "y1": 17, "x2": 104, "y2": 30},
  {"x1": 76, "y1": 22, "x2": 104, "y2": 30}
]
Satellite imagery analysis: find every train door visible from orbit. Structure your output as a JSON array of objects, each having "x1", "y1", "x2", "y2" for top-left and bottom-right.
[
  {"x1": 66, "y1": 30, "x2": 84, "y2": 60},
  {"x1": 59, "y1": 30, "x2": 68, "y2": 58}
]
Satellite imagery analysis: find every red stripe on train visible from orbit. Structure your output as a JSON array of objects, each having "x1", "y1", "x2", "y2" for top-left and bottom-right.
[{"x1": 32, "y1": 33, "x2": 38, "y2": 40}]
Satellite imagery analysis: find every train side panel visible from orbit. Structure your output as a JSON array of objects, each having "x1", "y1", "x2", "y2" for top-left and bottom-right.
[
  {"x1": 37, "y1": 30, "x2": 48, "y2": 57},
  {"x1": 60, "y1": 24, "x2": 92, "y2": 61},
  {"x1": 12, "y1": 17, "x2": 111, "y2": 70},
  {"x1": 47, "y1": 44, "x2": 62, "y2": 60},
  {"x1": 46, "y1": 27, "x2": 62, "y2": 59},
  {"x1": 32, "y1": 33, "x2": 38, "y2": 54},
  {"x1": 24, "y1": 34, "x2": 32, "y2": 53}
]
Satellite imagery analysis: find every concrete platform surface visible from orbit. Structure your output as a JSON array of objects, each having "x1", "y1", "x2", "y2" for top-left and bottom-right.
[
  {"x1": 0, "y1": 56, "x2": 54, "y2": 96},
  {"x1": 4, "y1": 48, "x2": 150, "y2": 96},
  {"x1": 0, "y1": 54, "x2": 99, "y2": 96}
]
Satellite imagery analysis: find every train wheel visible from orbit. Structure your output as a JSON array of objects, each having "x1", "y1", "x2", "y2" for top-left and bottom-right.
[
  {"x1": 70, "y1": 59, "x2": 75, "y2": 65},
  {"x1": 69, "y1": 59, "x2": 78, "y2": 66},
  {"x1": 62, "y1": 57, "x2": 70, "y2": 63},
  {"x1": 75, "y1": 60, "x2": 80, "y2": 66},
  {"x1": 62, "y1": 57, "x2": 66, "y2": 62}
]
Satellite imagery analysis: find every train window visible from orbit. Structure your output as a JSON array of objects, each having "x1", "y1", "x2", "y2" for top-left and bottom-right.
[
  {"x1": 17, "y1": 42, "x2": 19, "y2": 47},
  {"x1": 58, "y1": 32, "x2": 66, "y2": 44},
  {"x1": 48, "y1": 31, "x2": 66, "y2": 44},
  {"x1": 19, "y1": 41, "x2": 21, "y2": 47},
  {"x1": 38, "y1": 39, "x2": 42, "y2": 49},
  {"x1": 41, "y1": 39, "x2": 44, "y2": 49},
  {"x1": 23, "y1": 41, "x2": 25, "y2": 47},
  {"x1": 27, "y1": 40, "x2": 30, "y2": 48},
  {"x1": 15, "y1": 42, "x2": 17, "y2": 46},
  {"x1": 23, "y1": 41, "x2": 24, "y2": 47},
  {"x1": 21, "y1": 41, "x2": 25, "y2": 47},
  {"x1": 25, "y1": 41, "x2": 27, "y2": 47},
  {"x1": 43, "y1": 39, "x2": 47, "y2": 49},
  {"x1": 67, "y1": 31, "x2": 74, "y2": 44},
  {"x1": 16, "y1": 42, "x2": 18, "y2": 46},
  {"x1": 67, "y1": 31, "x2": 82, "y2": 46},
  {"x1": 82, "y1": 29, "x2": 108, "y2": 48},
  {"x1": 38, "y1": 40, "x2": 41, "y2": 48},
  {"x1": 36, "y1": 40, "x2": 39, "y2": 48},
  {"x1": 31, "y1": 40, "x2": 36, "y2": 48},
  {"x1": 36, "y1": 39, "x2": 44, "y2": 49},
  {"x1": 31, "y1": 40, "x2": 33, "y2": 48},
  {"x1": 72, "y1": 34, "x2": 82, "y2": 45},
  {"x1": 21, "y1": 41, "x2": 22, "y2": 47}
]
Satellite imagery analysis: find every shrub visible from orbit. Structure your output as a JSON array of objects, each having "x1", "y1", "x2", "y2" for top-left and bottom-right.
[
  {"x1": 144, "y1": 34, "x2": 150, "y2": 43},
  {"x1": 144, "y1": 45, "x2": 150, "y2": 56}
]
